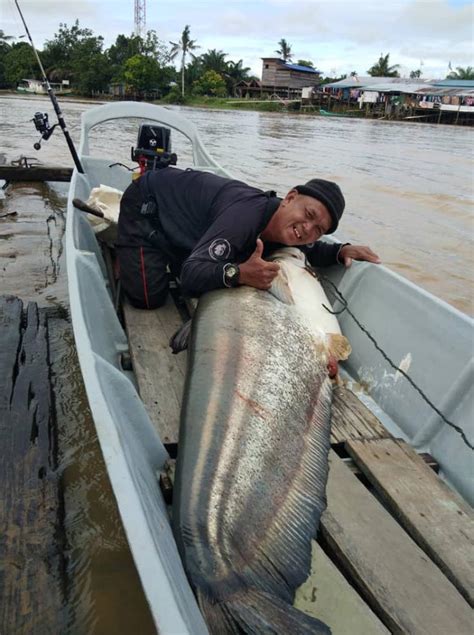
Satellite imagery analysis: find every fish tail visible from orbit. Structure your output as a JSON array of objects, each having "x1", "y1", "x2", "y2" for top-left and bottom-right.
[{"x1": 197, "y1": 587, "x2": 331, "y2": 634}]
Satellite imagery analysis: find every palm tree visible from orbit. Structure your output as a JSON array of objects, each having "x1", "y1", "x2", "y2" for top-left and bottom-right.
[
  {"x1": 447, "y1": 66, "x2": 474, "y2": 80},
  {"x1": 200, "y1": 49, "x2": 228, "y2": 75},
  {"x1": 275, "y1": 38, "x2": 292, "y2": 62},
  {"x1": 169, "y1": 25, "x2": 199, "y2": 96},
  {"x1": 0, "y1": 30, "x2": 15, "y2": 49},
  {"x1": 225, "y1": 59, "x2": 251, "y2": 95},
  {"x1": 367, "y1": 53, "x2": 400, "y2": 77}
]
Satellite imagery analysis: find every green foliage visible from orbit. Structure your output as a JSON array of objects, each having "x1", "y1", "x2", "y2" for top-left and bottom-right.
[
  {"x1": 3, "y1": 42, "x2": 38, "y2": 85},
  {"x1": 41, "y1": 20, "x2": 110, "y2": 93},
  {"x1": 297, "y1": 59, "x2": 314, "y2": 68},
  {"x1": 123, "y1": 54, "x2": 161, "y2": 92},
  {"x1": 108, "y1": 34, "x2": 142, "y2": 78},
  {"x1": 192, "y1": 70, "x2": 227, "y2": 96},
  {"x1": 200, "y1": 49, "x2": 228, "y2": 74},
  {"x1": 367, "y1": 53, "x2": 400, "y2": 77},
  {"x1": 161, "y1": 85, "x2": 187, "y2": 104},
  {"x1": 410, "y1": 69, "x2": 422, "y2": 79},
  {"x1": 447, "y1": 66, "x2": 474, "y2": 80},
  {"x1": 275, "y1": 39, "x2": 292, "y2": 62}
]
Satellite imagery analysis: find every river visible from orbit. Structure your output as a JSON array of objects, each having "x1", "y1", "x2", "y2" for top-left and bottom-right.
[{"x1": 0, "y1": 94, "x2": 473, "y2": 633}]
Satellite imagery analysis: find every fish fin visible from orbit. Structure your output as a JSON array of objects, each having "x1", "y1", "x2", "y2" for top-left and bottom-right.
[
  {"x1": 327, "y1": 333, "x2": 351, "y2": 361},
  {"x1": 169, "y1": 319, "x2": 192, "y2": 354},
  {"x1": 268, "y1": 269, "x2": 295, "y2": 305},
  {"x1": 198, "y1": 587, "x2": 331, "y2": 635}
]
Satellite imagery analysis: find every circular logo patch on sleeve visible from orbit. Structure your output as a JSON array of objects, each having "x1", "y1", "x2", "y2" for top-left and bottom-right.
[{"x1": 208, "y1": 238, "x2": 231, "y2": 261}]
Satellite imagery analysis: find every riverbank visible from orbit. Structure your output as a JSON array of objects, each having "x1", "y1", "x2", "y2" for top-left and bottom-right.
[{"x1": 2, "y1": 90, "x2": 470, "y2": 124}]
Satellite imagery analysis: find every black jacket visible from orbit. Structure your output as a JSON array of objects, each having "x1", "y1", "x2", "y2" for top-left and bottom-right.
[{"x1": 132, "y1": 167, "x2": 342, "y2": 295}]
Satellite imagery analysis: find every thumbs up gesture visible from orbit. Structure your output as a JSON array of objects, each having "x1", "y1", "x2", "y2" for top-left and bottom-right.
[{"x1": 239, "y1": 239, "x2": 280, "y2": 290}]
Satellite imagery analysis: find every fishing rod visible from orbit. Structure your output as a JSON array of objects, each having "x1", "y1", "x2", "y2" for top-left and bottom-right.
[{"x1": 14, "y1": 0, "x2": 84, "y2": 173}]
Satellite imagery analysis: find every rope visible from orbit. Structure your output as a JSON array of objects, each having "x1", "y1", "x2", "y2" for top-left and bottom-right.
[{"x1": 311, "y1": 268, "x2": 473, "y2": 451}]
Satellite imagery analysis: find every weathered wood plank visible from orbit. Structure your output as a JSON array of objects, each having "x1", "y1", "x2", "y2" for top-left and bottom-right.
[
  {"x1": 321, "y1": 451, "x2": 472, "y2": 634},
  {"x1": 346, "y1": 437, "x2": 474, "y2": 606},
  {"x1": 123, "y1": 297, "x2": 186, "y2": 444},
  {"x1": 0, "y1": 166, "x2": 73, "y2": 182},
  {"x1": 330, "y1": 384, "x2": 390, "y2": 444},
  {"x1": 295, "y1": 541, "x2": 390, "y2": 634},
  {"x1": 0, "y1": 296, "x2": 64, "y2": 634}
]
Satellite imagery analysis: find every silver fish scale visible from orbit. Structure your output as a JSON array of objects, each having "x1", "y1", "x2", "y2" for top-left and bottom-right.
[{"x1": 174, "y1": 286, "x2": 333, "y2": 606}]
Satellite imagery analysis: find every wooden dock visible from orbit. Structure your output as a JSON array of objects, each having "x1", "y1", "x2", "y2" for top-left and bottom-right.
[
  {"x1": 0, "y1": 296, "x2": 66, "y2": 633},
  {"x1": 0, "y1": 165, "x2": 73, "y2": 183},
  {"x1": 122, "y1": 291, "x2": 474, "y2": 634}
]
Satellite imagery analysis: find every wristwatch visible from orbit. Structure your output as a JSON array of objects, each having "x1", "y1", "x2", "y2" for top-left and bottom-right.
[{"x1": 223, "y1": 263, "x2": 240, "y2": 288}]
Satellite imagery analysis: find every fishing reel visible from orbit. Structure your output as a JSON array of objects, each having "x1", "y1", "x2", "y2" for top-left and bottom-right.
[
  {"x1": 32, "y1": 111, "x2": 58, "y2": 150},
  {"x1": 131, "y1": 124, "x2": 177, "y2": 174}
]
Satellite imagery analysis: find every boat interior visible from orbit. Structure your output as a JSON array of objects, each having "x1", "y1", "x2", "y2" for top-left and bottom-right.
[{"x1": 66, "y1": 103, "x2": 473, "y2": 633}]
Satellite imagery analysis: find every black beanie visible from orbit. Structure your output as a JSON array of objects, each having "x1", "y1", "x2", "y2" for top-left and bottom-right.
[{"x1": 294, "y1": 179, "x2": 345, "y2": 234}]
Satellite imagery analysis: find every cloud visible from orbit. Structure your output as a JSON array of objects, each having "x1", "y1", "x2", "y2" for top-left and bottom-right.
[{"x1": 1, "y1": 0, "x2": 472, "y2": 79}]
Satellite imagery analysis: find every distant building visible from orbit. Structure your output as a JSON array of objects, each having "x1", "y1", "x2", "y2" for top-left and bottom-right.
[{"x1": 260, "y1": 58, "x2": 322, "y2": 97}]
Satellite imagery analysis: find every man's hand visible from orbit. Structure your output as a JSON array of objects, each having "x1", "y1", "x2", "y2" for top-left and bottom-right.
[
  {"x1": 339, "y1": 244, "x2": 381, "y2": 268},
  {"x1": 239, "y1": 239, "x2": 280, "y2": 289}
]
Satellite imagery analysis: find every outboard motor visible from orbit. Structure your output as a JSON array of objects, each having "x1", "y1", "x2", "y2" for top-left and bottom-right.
[{"x1": 131, "y1": 124, "x2": 177, "y2": 175}]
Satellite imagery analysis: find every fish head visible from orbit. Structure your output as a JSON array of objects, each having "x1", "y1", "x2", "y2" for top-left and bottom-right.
[{"x1": 267, "y1": 247, "x2": 307, "y2": 268}]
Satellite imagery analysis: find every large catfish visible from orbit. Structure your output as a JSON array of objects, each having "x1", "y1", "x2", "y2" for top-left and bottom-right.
[{"x1": 173, "y1": 248, "x2": 350, "y2": 634}]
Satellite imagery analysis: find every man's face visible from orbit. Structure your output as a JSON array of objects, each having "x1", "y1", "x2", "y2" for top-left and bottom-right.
[{"x1": 261, "y1": 190, "x2": 333, "y2": 245}]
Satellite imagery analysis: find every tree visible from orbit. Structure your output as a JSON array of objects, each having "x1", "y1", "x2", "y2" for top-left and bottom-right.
[
  {"x1": 367, "y1": 53, "x2": 400, "y2": 77},
  {"x1": 225, "y1": 59, "x2": 251, "y2": 94},
  {"x1": 0, "y1": 31, "x2": 15, "y2": 87},
  {"x1": 297, "y1": 59, "x2": 314, "y2": 68},
  {"x1": 169, "y1": 25, "x2": 199, "y2": 96},
  {"x1": 275, "y1": 38, "x2": 292, "y2": 62},
  {"x1": 107, "y1": 33, "x2": 142, "y2": 79},
  {"x1": 447, "y1": 66, "x2": 474, "y2": 80},
  {"x1": 410, "y1": 69, "x2": 422, "y2": 79},
  {"x1": 123, "y1": 54, "x2": 161, "y2": 92},
  {"x1": 0, "y1": 30, "x2": 15, "y2": 45},
  {"x1": 192, "y1": 70, "x2": 226, "y2": 97},
  {"x1": 41, "y1": 20, "x2": 107, "y2": 91},
  {"x1": 3, "y1": 42, "x2": 38, "y2": 85},
  {"x1": 141, "y1": 30, "x2": 172, "y2": 65},
  {"x1": 200, "y1": 49, "x2": 228, "y2": 75}
]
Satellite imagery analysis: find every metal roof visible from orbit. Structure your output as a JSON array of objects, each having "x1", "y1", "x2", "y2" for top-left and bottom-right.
[
  {"x1": 432, "y1": 79, "x2": 474, "y2": 88},
  {"x1": 283, "y1": 63, "x2": 321, "y2": 74},
  {"x1": 323, "y1": 76, "x2": 422, "y2": 89},
  {"x1": 361, "y1": 82, "x2": 429, "y2": 93}
]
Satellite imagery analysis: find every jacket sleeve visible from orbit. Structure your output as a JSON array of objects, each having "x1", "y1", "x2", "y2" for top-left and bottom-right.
[
  {"x1": 305, "y1": 240, "x2": 345, "y2": 267},
  {"x1": 180, "y1": 204, "x2": 261, "y2": 296}
]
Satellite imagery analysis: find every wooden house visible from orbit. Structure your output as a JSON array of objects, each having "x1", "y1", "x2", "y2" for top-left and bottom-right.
[{"x1": 261, "y1": 58, "x2": 321, "y2": 97}]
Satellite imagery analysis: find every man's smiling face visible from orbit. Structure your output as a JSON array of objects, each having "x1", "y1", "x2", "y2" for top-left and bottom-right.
[{"x1": 261, "y1": 190, "x2": 333, "y2": 246}]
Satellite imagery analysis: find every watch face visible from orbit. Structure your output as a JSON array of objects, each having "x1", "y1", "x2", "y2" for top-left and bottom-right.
[
  {"x1": 224, "y1": 263, "x2": 240, "y2": 287},
  {"x1": 227, "y1": 265, "x2": 238, "y2": 279}
]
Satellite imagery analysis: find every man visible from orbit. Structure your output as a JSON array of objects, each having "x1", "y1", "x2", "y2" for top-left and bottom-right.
[{"x1": 116, "y1": 167, "x2": 380, "y2": 309}]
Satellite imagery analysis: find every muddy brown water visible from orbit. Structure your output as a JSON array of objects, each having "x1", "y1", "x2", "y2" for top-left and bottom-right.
[{"x1": 0, "y1": 95, "x2": 472, "y2": 632}]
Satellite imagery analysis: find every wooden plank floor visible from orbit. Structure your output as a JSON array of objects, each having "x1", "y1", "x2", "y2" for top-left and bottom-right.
[
  {"x1": 122, "y1": 293, "x2": 474, "y2": 634},
  {"x1": 123, "y1": 297, "x2": 186, "y2": 445},
  {"x1": 0, "y1": 296, "x2": 65, "y2": 634},
  {"x1": 322, "y1": 451, "x2": 472, "y2": 634},
  {"x1": 346, "y1": 437, "x2": 474, "y2": 606}
]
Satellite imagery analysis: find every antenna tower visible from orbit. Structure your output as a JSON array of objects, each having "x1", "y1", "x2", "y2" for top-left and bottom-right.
[{"x1": 134, "y1": 0, "x2": 146, "y2": 38}]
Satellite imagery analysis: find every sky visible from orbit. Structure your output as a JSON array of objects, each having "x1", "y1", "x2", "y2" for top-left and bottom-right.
[{"x1": 1, "y1": 0, "x2": 473, "y2": 80}]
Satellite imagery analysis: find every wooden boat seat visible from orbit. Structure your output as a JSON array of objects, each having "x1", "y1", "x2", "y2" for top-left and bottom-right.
[{"x1": 121, "y1": 292, "x2": 473, "y2": 633}]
